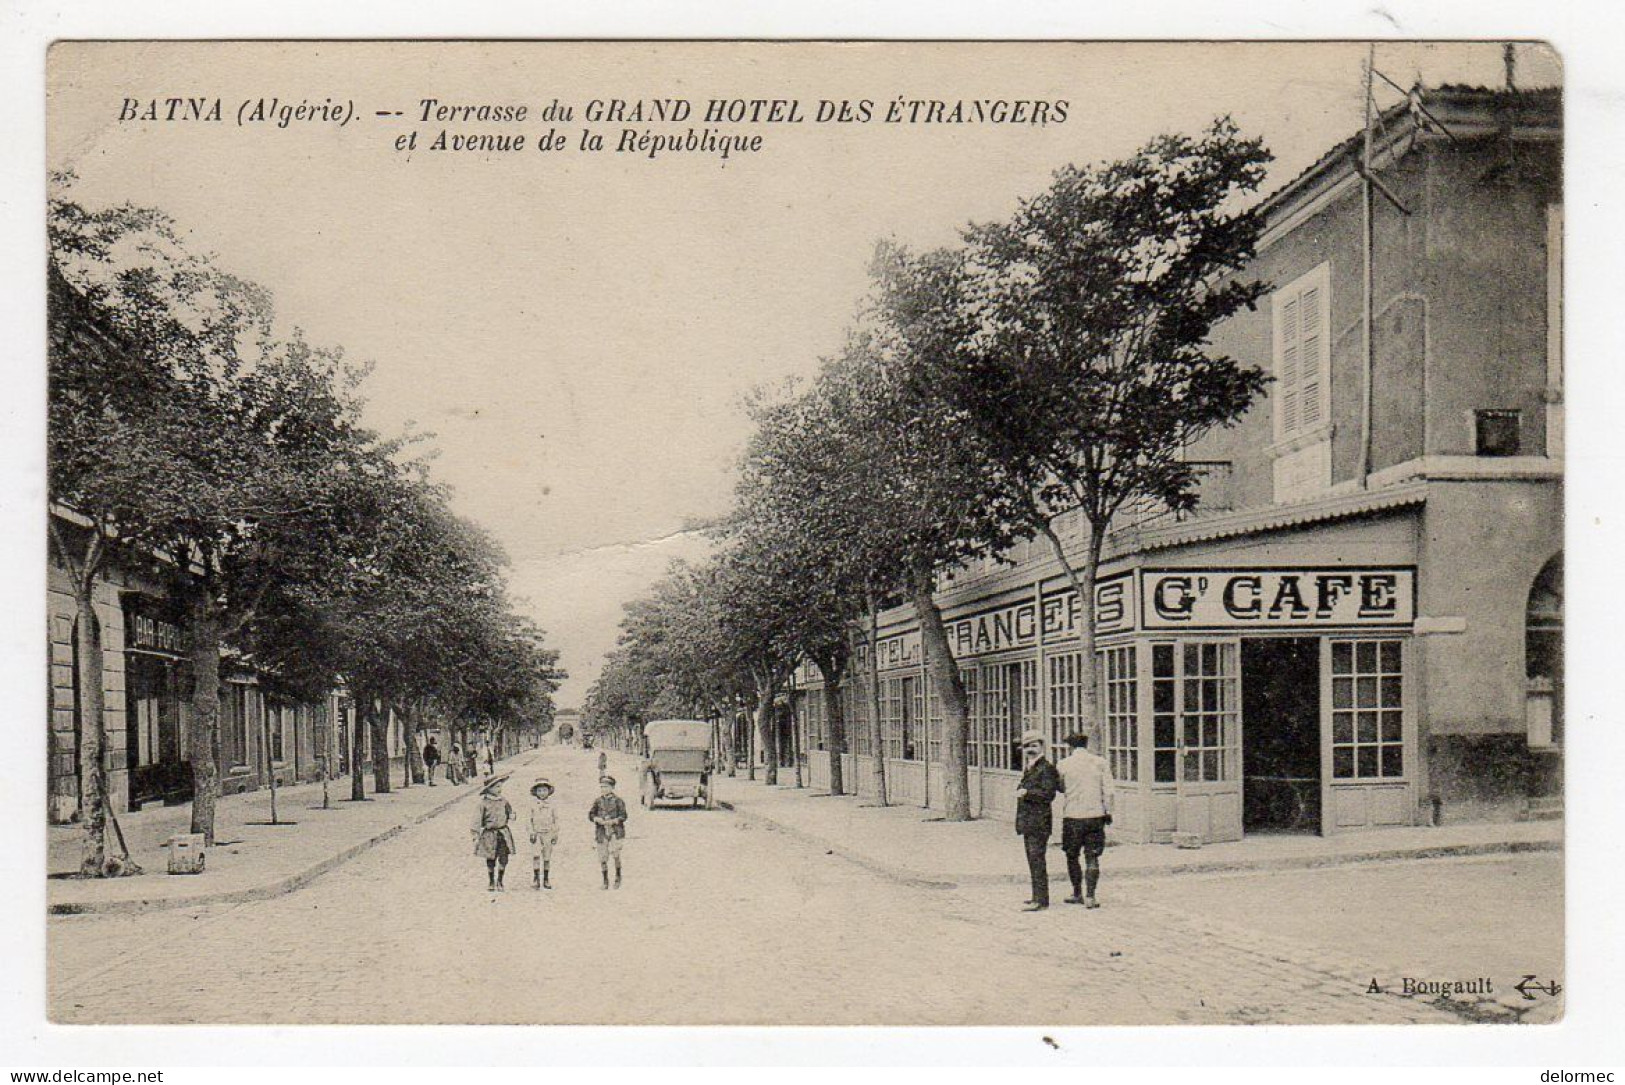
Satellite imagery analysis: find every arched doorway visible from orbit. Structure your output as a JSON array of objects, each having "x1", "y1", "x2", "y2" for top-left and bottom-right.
[{"x1": 1526, "y1": 555, "x2": 1563, "y2": 749}]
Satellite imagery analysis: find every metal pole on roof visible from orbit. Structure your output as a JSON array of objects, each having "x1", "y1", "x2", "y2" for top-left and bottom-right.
[{"x1": 1359, "y1": 44, "x2": 1377, "y2": 490}]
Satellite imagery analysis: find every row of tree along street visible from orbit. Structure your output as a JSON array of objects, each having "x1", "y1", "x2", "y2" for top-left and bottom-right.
[
  {"x1": 49, "y1": 176, "x2": 565, "y2": 877},
  {"x1": 584, "y1": 120, "x2": 1273, "y2": 817}
]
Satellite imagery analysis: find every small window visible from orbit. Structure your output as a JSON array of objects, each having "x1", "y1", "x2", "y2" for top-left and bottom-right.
[{"x1": 1475, "y1": 410, "x2": 1522, "y2": 457}]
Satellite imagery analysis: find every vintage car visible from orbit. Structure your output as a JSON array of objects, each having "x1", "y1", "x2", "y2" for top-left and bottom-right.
[{"x1": 640, "y1": 719, "x2": 716, "y2": 809}]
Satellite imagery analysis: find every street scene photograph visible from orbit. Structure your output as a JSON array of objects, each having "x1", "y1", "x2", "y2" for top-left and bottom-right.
[{"x1": 40, "y1": 39, "x2": 1565, "y2": 1029}]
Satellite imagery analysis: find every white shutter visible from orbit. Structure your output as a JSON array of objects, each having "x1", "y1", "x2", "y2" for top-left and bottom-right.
[
  {"x1": 1298, "y1": 283, "x2": 1324, "y2": 428},
  {"x1": 1278, "y1": 293, "x2": 1301, "y2": 436}
]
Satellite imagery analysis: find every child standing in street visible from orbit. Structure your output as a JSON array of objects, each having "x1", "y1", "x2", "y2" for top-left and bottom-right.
[
  {"x1": 588, "y1": 775, "x2": 629, "y2": 890},
  {"x1": 471, "y1": 772, "x2": 516, "y2": 891},
  {"x1": 527, "y1": 778, "x2": 559, "y2": 890}
]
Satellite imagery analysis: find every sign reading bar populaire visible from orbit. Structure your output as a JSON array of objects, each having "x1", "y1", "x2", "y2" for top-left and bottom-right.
[{"x1": 1140, "y1": 568, "x2": 1415, "y2": 629}]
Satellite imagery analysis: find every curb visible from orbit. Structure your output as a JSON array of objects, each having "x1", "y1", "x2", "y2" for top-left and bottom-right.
[
  {"x1": 722, "y1": 798, "x2": 1561, "y2": 890},
  {"x1": 49, "y1": 779, "x2": 486, "y2": 917}
]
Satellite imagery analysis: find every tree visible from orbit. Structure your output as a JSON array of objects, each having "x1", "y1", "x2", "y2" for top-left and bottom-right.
[
  {"x1": 954, "y1": 118, "x2": 1272, "y2": 745},
  {"x1": 48, "y1": 187, "x2": 291, "y2": 867}
]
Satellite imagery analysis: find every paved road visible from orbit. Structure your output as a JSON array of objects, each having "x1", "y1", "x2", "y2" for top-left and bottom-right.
[{"x1": 50, "y1": 746, "x2": 1505, "y2": 1026}]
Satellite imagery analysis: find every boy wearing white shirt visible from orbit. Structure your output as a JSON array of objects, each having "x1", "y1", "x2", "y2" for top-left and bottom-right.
[
  {"x1": 1056, "y1": 733, "x2": 1114, "y2": 908},
  {"x1": 527, "y1": 778, "x2": 560, "y2": 889}
]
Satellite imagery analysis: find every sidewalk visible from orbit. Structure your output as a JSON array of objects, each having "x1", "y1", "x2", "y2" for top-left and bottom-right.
[
  {"x1": 715, "y1": 774, "x2": 1562, "y2": 887},
  {"x1": 49, "y1": 748, "x2": 547, "y2": 914}
]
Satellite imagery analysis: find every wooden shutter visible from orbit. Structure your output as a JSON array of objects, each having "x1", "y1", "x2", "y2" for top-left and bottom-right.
[
  {"x1": 1299, "y1": 282, "x2": 1325, "y2": 428},
  {"x1": 1278, "y1": 293, "x2": 1301, "y2": 436}
]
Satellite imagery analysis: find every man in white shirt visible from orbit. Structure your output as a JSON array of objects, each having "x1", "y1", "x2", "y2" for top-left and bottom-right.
[{"x1": 1056, "y1": 732, "x2": 1114, "y2": 908}]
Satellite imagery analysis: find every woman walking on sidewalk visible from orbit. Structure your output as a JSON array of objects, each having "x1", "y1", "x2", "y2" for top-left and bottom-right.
[{"x1": 471, "y1": 772, "x2": 516, "y2": 891}]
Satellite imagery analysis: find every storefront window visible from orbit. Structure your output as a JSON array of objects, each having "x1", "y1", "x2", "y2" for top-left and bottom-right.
[
  {"x1": 1180, "y1": 642, "x2": 1235, "y2": 783},
  {"x1": 1331, "y1": 639, "x2": 1404, "y2": 779},
  {"x1": 881, "y1": 677, "x2": 902, "y2": 759},
  {"x1": 961, "y1": 667, "x2": 978, "y2": 766},
  {"x1": 1098, "y1": 645, "x2": 1139, "y2": 782},
  {"x1": 1152, "y1": 644, "x2": 1178, "y2": 782},
  {"x1": 1048, "y1": 651, "x2": 1082, "y2": 748},
  {"x1": 927, "y1": 680, "x2": 942, "y2": 762}
]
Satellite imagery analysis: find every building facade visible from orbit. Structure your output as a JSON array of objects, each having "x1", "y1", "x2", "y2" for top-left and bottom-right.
[{"x1": 792, "y1": 87, "x2": 1563, "y2": 842}]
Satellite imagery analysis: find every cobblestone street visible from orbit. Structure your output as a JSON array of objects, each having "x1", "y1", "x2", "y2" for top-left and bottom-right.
[{"x1": 46, "y1": 745, "x2": 1561, "y2": 1027}]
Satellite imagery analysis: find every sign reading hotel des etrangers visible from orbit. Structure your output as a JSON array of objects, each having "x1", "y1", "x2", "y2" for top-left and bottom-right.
[{"x1": 868, "y1": 567, "x2": 1415, "y2": 667}]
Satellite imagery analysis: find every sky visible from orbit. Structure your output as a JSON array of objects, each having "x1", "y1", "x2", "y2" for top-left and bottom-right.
[{"x1": 46, "y1": 41, "x2": 1560, "y2": 707}]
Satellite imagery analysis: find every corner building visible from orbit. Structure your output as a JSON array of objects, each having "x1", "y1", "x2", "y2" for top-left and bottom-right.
[{"x1": 794, "y1": 87, "x2": 1563, "y2": 842}]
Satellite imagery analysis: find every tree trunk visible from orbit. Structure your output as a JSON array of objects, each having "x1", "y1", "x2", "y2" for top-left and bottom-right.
[
  {"x1": 350, "y1": 697, "x2": 367, "y2": 801},
  {"x1": 187, "y1": 600, "x2": 224, "y2": 845},
  {"x1": 72, "y1": 586, "x2": 113, "y2": 874},
  {"x1": 746, "y1": 710, "x2": 756, "y2": 781},
  {"x1": 1041, "y1": 520, "x2": 1106, "y2": 750},
  {"x1": 913, "y1": 565, "x2": 972, "y2": 820},
  {"x1": 400, "y1": 704, "x2": 420, "y2": 788},
  {"x1": 791, "y1": 690, "x2": 804, "y2": 788},
  {"x1": 371, "y1": 700, "x2": 392, "y2": 794},
  {"x1": 816, "y1": 657, "x2": 848, "y2": 796},
  {"x1": 260, "y1": 703, "x2": 279, "y2": 824},
  {"x1": 866, "y1": 593, "x2": 888, "y2": 806},
  {"x1": 754, "y1": 670, "x2": 780, "y2": 786}
]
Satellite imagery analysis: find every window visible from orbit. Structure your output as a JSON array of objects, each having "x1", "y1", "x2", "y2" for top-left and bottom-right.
[
  {"x1": 222, "y1": 683, "x2": 250, "y2": 768},
  {"x1": 268, "y1": 702, "x2": 287, "y2": 764},
  {"x1": 1150, "y1": 642, "x2": 1236, "y2": 782},
  {"x1": 804, "y1": 689, "x2": 826, "y2": 751},
  {"x1": 1151, "y1": 645, "x2": 1178, "y2": 783},
  {"x1": 1331, "y1": 640, "x2": 1404, "y2": 779},
  {"x1": 960, "y1": 667, "x2": 978, "y2": 766},
  {"x1": 881, "y1": 677, "x2": 903, "y2": 759},
  {"x1": 1527, "y1": 556, "x2": 1563, "y2": 748},
  {"x1": 1272, "y1": 263, "x2": 1331, "y2": 442},
  {"x1": 1475, "y1": 409, "x2": 1522, "y2": 457},
  {"x1": 1099, "y1": 646, "x2": 1139, "y2": 782},
  {"x1": 927, "y1": 679, "x2": 943, "y2": 762},
  {"x1": 978, "y1": 663, "x2": 1011, "y2": 770},
  {"x1": 1179, "y1": 643, "x2": 1236, "y2": 783},
  {"x1": 902, "y1": 676, "x2": 922, "y2": 761},
  {"x1": 1048, "y1": 651, "x2": 1083, "y2": 749}
]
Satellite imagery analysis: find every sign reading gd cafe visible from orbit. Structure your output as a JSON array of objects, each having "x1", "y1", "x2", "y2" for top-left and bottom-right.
[{"x1": 1140, "y1": 567, "x2": 1415, "y2": 630}]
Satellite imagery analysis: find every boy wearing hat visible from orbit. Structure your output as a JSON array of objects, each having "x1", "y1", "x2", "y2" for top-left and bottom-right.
[
  {"x1": 1014, "y1": 729, "x2": 1061, "y2": 912},
  {"x1": 527, "y1": 778, "x2": 560, "y2": 890},
  {"x1": 470, "y1": 772, "x2": 516, "y2": 891},
  {"x1": 588, "y1": 775, "x2": 629, "y2": 890}
]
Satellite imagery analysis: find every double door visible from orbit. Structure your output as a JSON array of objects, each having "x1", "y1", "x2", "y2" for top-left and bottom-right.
[{"x1": 1156, "y1": 639, "x2": 1244, "y2": 843}]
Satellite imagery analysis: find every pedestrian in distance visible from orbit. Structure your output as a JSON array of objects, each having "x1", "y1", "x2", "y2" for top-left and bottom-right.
[
  {"x1": 423, "y1": 736, "x2": 441, "y2": 786},
  {"x1": 589, "y1": 774, "x2": 629, "y2": 890},
  {"x1": 527, "y1": 777, "x2": 560, "y2": 890},
  {"x1": 597, "y1": 749, "x2": 608, "y2": 776},
  {"x1": 1056, "y1": 732, "x2": 1114, "y2": 908},
  {"x1": 447, "y1": 743, "x2": 463, "y2": 785},
  {"x1": 465, "y1": 744, "x2": 478, "y2": 782},
  {"x1": 1014, "y1": 729, "x2": 1061, "y2": 912},
  {"x1": 484, "y1": 742, "x2": 496, "y2": 777},
  {"x1": 471, "y1": 772, "x2": 516, "y2": 891}
]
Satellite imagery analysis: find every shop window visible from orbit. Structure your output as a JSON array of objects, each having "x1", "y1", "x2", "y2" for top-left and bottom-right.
[
  {"x1": 904, "y1": 675, "x2": 923, "y2": 761},
  {"x1": 881, "y1": 677, "x2": 903, "y2": 759},
  {"x1": 925, "y1": 679, "x2": 942, "y2": 763},
  {"x1": 1475, "y1": 409, "x2": 1522, "y2": 457},
  {"x1": 978, "y1": 664, "x2": 1012, "y2": 770},
  {"x1": 1330, "y1": 640, "x2": 1405, "y2": 779},
  {"x1": 960, "y1": 667, "x2": 978, "y2": 766},
  {"x1": 1048, "y1": 651, "x2": 1083, "y2": 747},
  {"x1": 268, "y1": 703, "x2": 287, "y2": 764},
  {"x1": 1180, "y1": 642, "x2": 1236, "y2": 783},
  {"x1": 222, "y1": 684, "x2": 250, "y2": 769},
  {"x1": 1098, "y1": 645, "x2": 1139, "y2": 782},
  {"x1": 1152, "y1": 644, "x2": 1178, "y2": 783},
  {"x1": 1151, "y1": 641, "x2": 1237, "y2": 782}
]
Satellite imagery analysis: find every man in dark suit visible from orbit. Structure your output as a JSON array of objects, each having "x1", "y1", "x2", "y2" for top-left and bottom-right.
[{"x1": 1015, "y1": 728, "x2": 1061, "y2": 912}]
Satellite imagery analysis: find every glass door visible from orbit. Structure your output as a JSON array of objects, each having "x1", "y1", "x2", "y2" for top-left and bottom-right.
[{"x1": 1173, "y1": 640, "x2": 1243, "y2": 843}]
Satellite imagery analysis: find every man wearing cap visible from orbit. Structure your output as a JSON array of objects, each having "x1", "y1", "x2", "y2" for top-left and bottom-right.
[
  {"x1": 1056, "y1": 733, "x2": 1114, "y2": 908},
  {"x1": 588, "y1": 775, "x2": 629, "y2": 890},
  {"x1": 471, "y1": 772, "x2": 516, "y2": 891},
  {"x1": 1014, "y1": 729, "x2": 1062, "y2": 912},
  {"x1": 527, "y1": 778, "x2": 560, "y2": 890}
]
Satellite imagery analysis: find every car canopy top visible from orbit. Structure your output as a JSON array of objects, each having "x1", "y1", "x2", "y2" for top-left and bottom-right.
[{"x1": 643, "y1": 719, "x2": 712, "y2": 751}]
